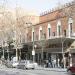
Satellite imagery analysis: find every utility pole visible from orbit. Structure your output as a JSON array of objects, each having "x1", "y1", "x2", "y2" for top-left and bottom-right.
[
  {"x1": 15, "y1": 0, "x2": 19, "y2": 61},
  {"x1": 32, "y1": 26, "x2": 35, "y2": 63},
  {"x1": 61, "y1": 37, "x2": 66, "y2": 68}
]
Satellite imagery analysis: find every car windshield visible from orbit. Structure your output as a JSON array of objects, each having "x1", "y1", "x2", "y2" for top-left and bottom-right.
[{"x1": 25, "y1": 60, "x2": 33, "y2": 64}]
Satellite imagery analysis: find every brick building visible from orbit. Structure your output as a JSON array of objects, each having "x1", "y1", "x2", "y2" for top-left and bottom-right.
[{"x1": 23, "y1": 1, "x2": 75, "y2": 68}]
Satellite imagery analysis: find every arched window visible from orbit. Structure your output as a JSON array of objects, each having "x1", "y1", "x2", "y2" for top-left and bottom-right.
[
  {"x1": 39, "y1": 26, "x2": 42, "y2": 40},
  {"x1": 57, "y1": 20, "x2": 61, "y2": 36},
  {"x1": 68, "y1": 18, "x2": 73, "y2": 37},
  {"x1": 47, "y1": 23, "x2": 51, "y2": 39},
  {"x1": 32, "y1": 27, "x2": 34, "y2": 41}
]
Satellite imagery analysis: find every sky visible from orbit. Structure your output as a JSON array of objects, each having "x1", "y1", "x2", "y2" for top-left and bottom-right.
[{"x1": 0, "y1": 0, "x2": 74, "y2": 14}]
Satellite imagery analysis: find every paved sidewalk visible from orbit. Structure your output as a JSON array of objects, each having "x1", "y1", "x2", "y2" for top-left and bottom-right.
[
  {"x1": 43, "y1": 68, "x2": 67, "y2": 72},
  {"x1": 35, "y1": 66, "x2": 67, "y2": 72},
  {"x1": 0, "y1": 63, "x2": 67, "y2": 72},
  {"x1": 0, "y1": 64, "x2": 7, "y2": 69}
]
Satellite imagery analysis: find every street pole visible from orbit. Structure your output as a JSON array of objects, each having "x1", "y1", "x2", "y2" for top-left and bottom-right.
[
  {"x1": 8, "y1": 50, "x2": 9, "y2": 61},
  {"x1": 2, "y1": 41, "x2": 5, "y2": 59},
  {"x1": 32, "y1": 27, "x2": 35, "y2": 63},
  {"x1": 61, "y1": 40, "x2": 66, "y2": 68},
  {"x1": 14, "y1": 30, "x2": 18, "y2": 61},
  {"x1": 31, "y1": 25, "x2": 36, "y2": 63},
  {"x1": 2, "y1": 47, "x2": 4, "y2": 59},
  {"x1": 16, "y1": 48, "x2": 18, "y2": 61},
  {"x1": 41, "y1": 44, "x2": 43, "y2": 63},
  {"x1": 41, "y1": 32, "x2": 45, "y2": 65},
  {"x1": 6, "y1": 43, "x2": 9, "y2": 61},
  {"x1": 69, "y1": 53, "x2": 72, "y2": 66}
]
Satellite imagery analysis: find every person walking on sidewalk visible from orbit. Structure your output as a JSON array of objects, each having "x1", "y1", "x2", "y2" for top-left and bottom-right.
[{"x1": 52, "y1": 59, "x2": 56, "y2": 68}]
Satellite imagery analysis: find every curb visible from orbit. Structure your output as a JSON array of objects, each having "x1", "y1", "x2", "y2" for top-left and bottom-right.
[
  {"x1": 0, "y1": 66, "x2": 67, "y2": 72},
  {"x1": 35, "y1": 67, "x2": 67, "y2": 72}
]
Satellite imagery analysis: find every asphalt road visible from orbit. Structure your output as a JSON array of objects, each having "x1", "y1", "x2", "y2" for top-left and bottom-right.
[{"x1": 0, "y1": 68, "x2": 69, "y2": 75}]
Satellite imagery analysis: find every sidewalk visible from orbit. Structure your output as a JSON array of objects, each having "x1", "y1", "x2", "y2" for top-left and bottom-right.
[
  {"x1": 43, "y1": 68, "x2": 67, "y2": 72},
  {"x1": 0, "y1": 63, "x2": 67, "y2": 72},
  {"x1": 35, "y1": 66, "x2": 67, "y2": 72},
  {"x1": 0, "y1": 64, "x2": 7, "y2": 69}
]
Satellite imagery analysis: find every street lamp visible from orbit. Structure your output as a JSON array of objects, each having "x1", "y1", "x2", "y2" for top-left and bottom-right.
[
  {"x1": 69, "y1": 52, "x2": 72, "y2": 66},
  {"x1": 13, "y1": 29, "x2": 18, "y2": 61},
  {"x1": 2, "y1": 41, "x2": 5, "y2": 59},
  {"x1": 41, "y1": 31, "x2": 46, "y2": 65},
  {"x1": 32, "y1": 26, "x2": 35, "y2": 63},
  {"x1": 61, "y1": 37, "x2": 66, "y2": 68}
]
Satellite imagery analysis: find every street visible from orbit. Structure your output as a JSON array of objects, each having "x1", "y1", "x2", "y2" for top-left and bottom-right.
[{"x1": 0, "y1": 68, "x2": 68, "y2": 75}]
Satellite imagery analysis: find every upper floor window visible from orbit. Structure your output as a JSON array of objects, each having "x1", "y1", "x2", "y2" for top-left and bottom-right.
[
  {"x1": 68, "y1": 18, "x2": 73, "y2": 37},
  {"x1": 57, "y1": 20, "x2": 61, "y2": 36},
  {"x1": 58, "y1": 25, "x2": 61, "y2": 36},
  {"x1": 48, "y1": 28, "x2": 51, "y2": 37},
  {"x1": 48, "y1": 23, "x2": 51, "y2": 39},
  {"x1": 32, "y1": 27, "x2": 34, "y2": 41},
  {"x1": 40, "y1": 29, "x2": 42, "y2": 39},
  {"x1": 39, "y1": 26, "x2": 42, "y2": 40},
  {"x1": 70, "y1": 23, "x2": 72, "y2": 34}
]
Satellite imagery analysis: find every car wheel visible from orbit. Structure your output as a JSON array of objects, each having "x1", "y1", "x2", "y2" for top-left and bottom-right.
[
  {"x1": 32, "y1": 68, "x2": 34, "y2": 69},
  {"x1": 26, "y1": 68, "x2": 28, "y2": 70},
  {"x1": 68, "y1": 70, "x2": 72, "y2": 75}
]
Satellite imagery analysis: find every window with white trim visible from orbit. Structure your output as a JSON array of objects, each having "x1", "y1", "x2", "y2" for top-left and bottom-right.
[
  {"x1": 68, "y1": 18, "x2": 73, "y2": 37},
  {"x1": 48, "y1": 28, "x2": 51, "y2": 37},
  {"x1": 39, "y1": 26, "x2": 42, "y2": 40},
  {"x1": 32, "y1": 27, "x2": 34, "y2": 41},
  {"x1": 70, "y1": 23, "x2": 72, "y2": 34},
  {"x1": 58, "y1": 25, "x2": 61, "y2": 36},
  {"x1": 48, "y1": 23, "x2": 51, "y2": 39},
  {"x1": 57, "y1": 20, "x2": 61, "y2": 36}
]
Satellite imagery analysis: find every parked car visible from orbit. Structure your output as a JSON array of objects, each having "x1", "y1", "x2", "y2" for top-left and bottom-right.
[
  {"x1": 12, "y1": 61, "x2": 19, "y2": 68},
  {"x1": 11, "y1": 57, "x2": 19, "y2": 68},
  {"x1": 67, "y1": 64, "x2": 75, "y2": 75},
  {"x1": 17, "y1": 60, "x2": 38, "y2": 69}
]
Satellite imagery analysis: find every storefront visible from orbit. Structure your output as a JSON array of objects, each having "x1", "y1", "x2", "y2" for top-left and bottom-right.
[{"x1": 34, "y1": 37, "x2": 75, "y2": 67}]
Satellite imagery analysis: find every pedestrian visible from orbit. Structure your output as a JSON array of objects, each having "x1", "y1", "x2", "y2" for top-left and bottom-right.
[
  {"x1": 46, "y1": 60, "x2": 48, "y2": 67},
  {"x1": 52, "y1": 59, "x2": 56, "y2": 68},
  {"x1": 48, "y1": 58, "x2": 51, "y2": 68}
]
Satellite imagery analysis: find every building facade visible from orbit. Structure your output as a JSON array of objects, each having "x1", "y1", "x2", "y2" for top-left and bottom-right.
[{"x1": 23, "y1": 1, "x2": 75, "y2": 68}]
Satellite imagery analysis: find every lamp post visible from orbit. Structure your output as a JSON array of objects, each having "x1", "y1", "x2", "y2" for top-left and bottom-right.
[
  {"x1": 69, "y1": 53, "x2": 72, "y2": 66},
  {"x1": 41, "y1": 31, "x2": 45, "y2": 65},
  {"x1": 61, "y1": 41, "x2": 64, "y2": 67},
  {"x1": 2, "y1": 41, "x2": 5, "y2": 59},
  {"x1": 61, "y1": 37, "x2": 66, "y2": 68},
  {"x1": 19, "y1": 32, "x2": 22, "y2": 60},
  {"x1": 32, "y1": 26, "x2": 35, "y2": 63},
  {"x1": 13, "y1": 30, "x2": 18, "y2": 61},
  {"x1": 15, "y1": 31, "x2": 18, "y2": 61}
]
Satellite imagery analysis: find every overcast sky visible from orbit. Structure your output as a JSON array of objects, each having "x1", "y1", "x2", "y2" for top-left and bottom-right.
[{"x1": 0, "y1": 0, "x2": 74, "y2": 14}]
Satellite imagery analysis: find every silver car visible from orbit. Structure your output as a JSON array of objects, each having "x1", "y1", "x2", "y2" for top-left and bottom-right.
[
  {"x1": 17, "y1": 60, "x2": 37, "y2": 69},
  {"x1": 25, "y1": 60, "x2": 35, "y2": 69}
]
